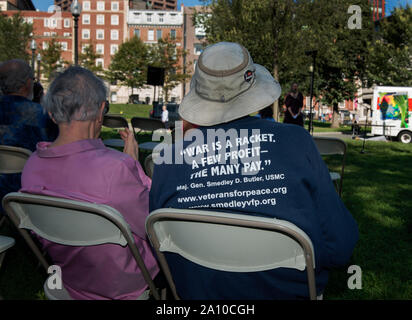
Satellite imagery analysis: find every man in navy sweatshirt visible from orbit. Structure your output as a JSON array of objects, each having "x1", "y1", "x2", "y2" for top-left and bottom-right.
[{"x1": 149, "y1": 42, "x2": 358, "y2": 300}]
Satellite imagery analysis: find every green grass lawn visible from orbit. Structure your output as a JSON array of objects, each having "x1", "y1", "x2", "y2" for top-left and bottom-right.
[
  {"x1": 0, "y1": 108, "x2": 410, "y2": 300},
  {"x1": 107, "y1": 103, "x2": 153, "y2": 120}
]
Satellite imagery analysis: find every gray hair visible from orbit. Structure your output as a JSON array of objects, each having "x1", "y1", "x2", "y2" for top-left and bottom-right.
[
  {"x1": 43, "y1": 66, "x2": 107, "y2": 123},
  {"x1": 0, "y1": 59, "x2": 33, "y2": 95}
]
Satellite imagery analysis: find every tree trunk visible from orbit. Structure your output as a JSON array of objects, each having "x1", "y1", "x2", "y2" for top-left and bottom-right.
[{"x1": 331, "y1": 102, "x2": 340, "y2": 128}]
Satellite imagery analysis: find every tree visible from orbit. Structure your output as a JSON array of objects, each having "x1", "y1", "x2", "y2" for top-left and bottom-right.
[
  {"x1": 364, "y1": 6, "x2": 412, "y2": 87},
  {"x1": 105, "y1": 36, "x2": 148, "y2": 93},
  {"x1": 40, "y1": 38, "x2": 64, "y2": 82},
  {"x1": 196, "y1": 0, "x2": 308, "y2": 120},
  {"x1": 306, "y1": 0, "x2": 373, "y2": 127},
  {"x1": 0, "y1": 13, "x2": 33, "y2": 62},
  {"x1": 148, "y1": 37, "x2": 191, "y2": 102},
  {"x1": 196, "y1": 0, "x2": 374, "y2": 127},
  {"x1": 79, "y1": 42, "x2": 103, "y2": 75}
]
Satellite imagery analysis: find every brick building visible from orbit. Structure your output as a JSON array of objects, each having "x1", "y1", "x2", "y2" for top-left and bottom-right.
[
  {"x1": 149, "y1": 0, "x2": 177, "y2": 11},
  {"x1": 54, "y1": 0, "x2": 73, "y2": 12},
  {"x1": 73, "y1": 0, "x2": 128, "y2": 69},
  {"x1": 0, "y1": 0, "x2": 35, "y2": 11},
  {"x1": 2, "y1": 9, "x2": 74, "y2": 79}
]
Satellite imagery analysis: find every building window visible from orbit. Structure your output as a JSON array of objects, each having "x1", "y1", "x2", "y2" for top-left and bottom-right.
[
  {"x1": 82, "y1": 14, "x2": 90, "y2": 25},
  {"x1": 64, "y1": 18, "x2": 70, "y2": 28},
  {"x1": 111, "y1": 15, "x2": 119, "y2": 26},
  {"x1": 170, "y1": 29, "x2": 176, "y2": 39},
  {"x1": 96, "y1": 44, "x2": 104, "y2": 54},
  {"x1": 158, "y1": 14, "x2": 164, "y2": 23},
  {"x1": 43, "y1": 32, "x2": 50, "y2": 37},
  {"x1": 148, "y1": 29, "x2": 154, "y2": 41},
  {"x1": 97, "y1": 1, "x2": 105, "y2": 11},
  {"x1": 83, "y1": 1, "x2": 91, "y2": 11},
  {"x1": 96, "y1": 29, "x2": 105, "y2": 40},
  {"x1": 156, "y1": 29, "x2": 162, "y2": 41},
  {"x1": 42, "y1": 42, "x2": 49, "y2": 50},
  {"x1": 111, "y1": 2, "x2": 119, "y2": 11},
  {"x1": 146, "y1": 14, "x2": 152, "y2": 22},
  {"x1": 110, "y1": 44, "x2": 119, "y2": 55},
  {"x1": 96, "y1": 58, "x2": 104, "y2": 68},
  {"x1": 134, "y1": 29, "x2": 140, "y2": 38},
  {"x1": 25, "y1": 17, "x2": 33, "y2": 24},
  {"x1": 44, "y1": 18, "x2": 49, "y2": 27},
  {"x1": 51, "y1": 32, "x2": 57, "y2": 36},
  {"x1": 60, "y1": 42, "x2": 68, "y2": 51},
  {"x1": 97, "y1": 15, "x2": 105, "y2": 25},
  {"x1": 63, "y1": 32, "x2": 70, "y2": 37},
  {"x1": 50, "y1": 18, "x2": 57, "y2": 28},
  {"x1": 111, "y1": 30, "x2": 119, "y2": 40},
  {"x1": 82, "y1": 29, "x2": 90, "y2": 40}
]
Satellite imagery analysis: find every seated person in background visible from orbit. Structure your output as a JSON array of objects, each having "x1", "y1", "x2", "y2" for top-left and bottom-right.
[
  {"x1": 0, "y1": 59, "x2": 58, "y2": 214},
  {"x1": 255, "y1": 105, "x2": 276, "y2": 122},
  {"x1": 21, "y1": 66, "x2": 160, "y2": 300},
  {"x1": 150, "y1": 42, "x2": 358, "y2": 299}
]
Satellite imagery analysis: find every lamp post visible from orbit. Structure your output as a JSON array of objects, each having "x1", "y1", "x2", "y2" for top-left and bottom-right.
[
  {"x1": 30, "y1": 39, "x2": 37, "y2": 71},
  {"x1": 36, "y1": 53, "x2": 41, "y2": 81},
  {"x1": 305, "y1": 50, "x2": 317, "y2": 135},
  {"x1": 71, "y1": 0, "x2": 82, "y2": 66}
]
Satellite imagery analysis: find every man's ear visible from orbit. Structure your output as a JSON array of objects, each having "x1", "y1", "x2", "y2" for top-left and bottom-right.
[
  {"x1": 98, "y1": 101, "x2": 105, "y2": 123},
  {"x1": 48, "y1": 112, "x2": 57, "y2": 124}
]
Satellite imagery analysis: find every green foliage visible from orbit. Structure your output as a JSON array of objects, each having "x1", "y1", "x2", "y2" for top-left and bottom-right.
[
  {"x1": 78, "y1": 42, "x2": 103, "y2": 75},
  {"x1": 105, "y1": 37, "x2": 148, "y2": 91},
  {"x1": 196, "y1": 0, "x2": 373, "y2": 126},
  {"x1": 149, "y1": 37, "x2": 191, "y2": 101},
  {"x1": 364, "y1": 6, "x2": 412, "y2": 87},
  {"x1": 40, "y1": 38, "x2": 64, "y2": 81},
  {"x1": 0, "y1": 13, "x2": 33, "y2": 62}
]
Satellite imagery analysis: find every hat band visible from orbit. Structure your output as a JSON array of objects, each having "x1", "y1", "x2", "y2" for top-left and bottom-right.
[{"x1": 198, "y1": 46, "x2": 250, "y2": 77}]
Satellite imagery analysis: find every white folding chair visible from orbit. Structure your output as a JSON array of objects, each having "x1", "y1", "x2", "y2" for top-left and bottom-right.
[
  {"x1": 312, "y1": 137, "x2": 347, "y2": 196},
  {"x1": 0, "y1": 145, "x2": 32, "y2": 228},
  {"x1": 146, "y1": 208, "x2": 317, "y2": 300},
  {"x1": 2, "y1": 192, "x2": 160, "y2": 300},
  {"x1": 0, "y1": 235, "x2": 15, "y2": 299}
]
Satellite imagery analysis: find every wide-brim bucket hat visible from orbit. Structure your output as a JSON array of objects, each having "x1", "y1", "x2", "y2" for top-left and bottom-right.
[{"x1": 179, "y1": 42, "x2": 281, "y2": 126}]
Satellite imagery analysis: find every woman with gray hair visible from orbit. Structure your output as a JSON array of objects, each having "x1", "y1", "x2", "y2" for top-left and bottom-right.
[{"x1": 21, "y1": 66, "x2": 160, "y2": 300}]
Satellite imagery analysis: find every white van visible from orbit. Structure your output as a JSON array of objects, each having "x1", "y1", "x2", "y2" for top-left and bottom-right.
[{"x1": 371, "y1": 86, "x2": 412, "y2": 144}]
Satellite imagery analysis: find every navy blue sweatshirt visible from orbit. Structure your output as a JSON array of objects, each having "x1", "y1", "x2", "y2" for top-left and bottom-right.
[{"x1": 149, "y1": 116, "x2": 358, "y2": 299}]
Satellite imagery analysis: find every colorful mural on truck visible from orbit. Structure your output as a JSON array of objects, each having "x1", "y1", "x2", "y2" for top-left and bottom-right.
[{"x1": 377, "y1": 93, "x2": 412, "y2": 128}]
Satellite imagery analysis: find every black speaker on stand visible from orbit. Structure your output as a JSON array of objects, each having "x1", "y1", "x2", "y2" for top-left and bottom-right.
[{"x1": 147, "y1": 66, "x2": 165, "y2": 104}]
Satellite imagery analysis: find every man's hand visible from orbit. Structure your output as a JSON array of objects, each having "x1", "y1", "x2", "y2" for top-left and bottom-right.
[{"x1": 119, "y1": 128, "x2": 139, "y2": 161}]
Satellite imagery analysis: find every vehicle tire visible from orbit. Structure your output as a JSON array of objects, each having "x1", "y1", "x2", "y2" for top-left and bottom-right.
[{"x1": 398, "y1": 131, "x2": 412, "y2": 144}]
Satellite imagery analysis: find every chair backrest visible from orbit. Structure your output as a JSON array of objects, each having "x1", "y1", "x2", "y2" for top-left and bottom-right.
[
  {"x1": 103, "y1": 115, "x2": 129, "y2": 129},
  {"x1": 2, "y1": 192, "x2": 160, "y2": 300},
  {"x1": 131, "y1": 117, "x2": 165, "y2": 133},
  {"x1": 0, "y1": 145, "x2": 32, "y2": 174},
  {"x1": 312, "y1": 137, "x2": 347, "y2": 196},
  {"x1": 146, "y1": 208, "x2": 317, "y2": 300},
  {"x1": 312, "y1": 137, "x2": 346, "y2": 156}
]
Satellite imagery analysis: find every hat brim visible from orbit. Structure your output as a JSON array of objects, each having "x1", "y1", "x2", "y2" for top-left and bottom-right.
[{"x1": 179, "y1": 64, "x2": 281, "y2": 126}]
